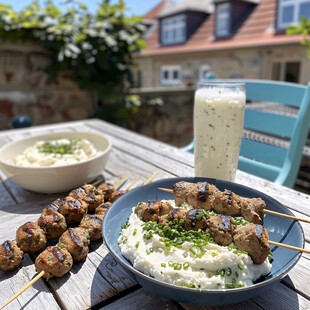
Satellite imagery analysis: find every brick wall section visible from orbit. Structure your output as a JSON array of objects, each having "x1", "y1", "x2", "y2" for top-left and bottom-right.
[{"x1": 0, "y1": 41, "x2": 93, "y2": 130}]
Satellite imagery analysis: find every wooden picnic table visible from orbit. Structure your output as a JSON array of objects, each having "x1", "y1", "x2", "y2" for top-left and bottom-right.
[{"x1": 0, "y1": 118, "x2": 309, "y2": 310}]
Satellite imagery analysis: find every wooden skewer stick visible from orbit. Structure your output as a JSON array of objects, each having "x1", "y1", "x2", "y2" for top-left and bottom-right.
[
  {"x1": 91, "y1": 178, "x2": 104, "y2": 187},
  {"x1": 144, "y1": 171, "x2": 159, "y2": 185},
  {"x1": 0, "y1": 270, "x2": 45, "y2": 310},
  {"x1": 263, "y1": 209, "x2": 310, "y2": 224},
  {"x1": 125, "y1": 176, "x2": 141, "y2": 191},
  {"x1": 157, "y1": 187, "x2": 310, "y2": 224},
  {"x1": 269, "y1": 241, "x2": 310, "y2": 254},
  {"x1": 113, "y1": 172, "x2": 131, "y2": 188},
  {"x1": 158, "y1": 187, "x2": 173, "y2": 193}
]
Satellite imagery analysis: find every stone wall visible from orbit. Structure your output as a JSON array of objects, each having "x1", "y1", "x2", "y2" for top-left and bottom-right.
[
  {"x1": 0, "y1": 41, "x2": 93, "y2": 130},
  {"x1": 129, "y1": 87, "x2": 195, "y2": 147}
]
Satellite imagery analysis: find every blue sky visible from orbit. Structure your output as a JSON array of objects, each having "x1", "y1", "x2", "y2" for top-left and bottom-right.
[{"x1": 1, "y1": 0, "x2": 161, "y2": 16}]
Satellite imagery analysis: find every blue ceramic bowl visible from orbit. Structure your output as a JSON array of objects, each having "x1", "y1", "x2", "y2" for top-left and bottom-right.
[{"x1": 102, "y1": 177, "x2": 304, "y2": 306}]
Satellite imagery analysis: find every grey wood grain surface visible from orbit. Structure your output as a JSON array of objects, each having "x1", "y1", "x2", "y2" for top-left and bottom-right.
[{"x1": 0, "y1": 119, "x2": 309, "y2": 310}]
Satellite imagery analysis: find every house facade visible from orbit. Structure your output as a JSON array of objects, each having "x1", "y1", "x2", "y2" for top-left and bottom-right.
[{"x1": 133, "y1": 0, "x2": 310, "y2": 89}]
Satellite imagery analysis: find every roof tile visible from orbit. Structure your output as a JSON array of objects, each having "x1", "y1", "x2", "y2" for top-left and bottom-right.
[{"x1": 143, "y1": 0, "x2": 303, "y2": 56}]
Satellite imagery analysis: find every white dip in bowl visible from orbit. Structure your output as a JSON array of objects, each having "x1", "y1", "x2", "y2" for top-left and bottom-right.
[
  {"x1": 15, "y1": 138, "x2": 100, "y2": 167},
  {"x1": 119, "y1": 201, "x2": 271, "y2": 290}
]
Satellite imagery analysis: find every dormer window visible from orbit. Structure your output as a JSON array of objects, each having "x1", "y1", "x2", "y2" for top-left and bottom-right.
[
  {"x1": 277, "y1": 0, "x2": 310, "y2": 29},
  {"x1": 161, "y1": 15, "x2": 186, "y2": 45},
  {"x1": 216, "y1": 2, "x2": 231, "y2": 37}
]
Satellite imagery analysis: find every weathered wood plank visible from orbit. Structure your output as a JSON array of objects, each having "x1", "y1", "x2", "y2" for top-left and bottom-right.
[
  {"x1": 87, "y1": 119, "x2": 194, "y2": 166},
  {"x1": 88, "y1": 241, "x2": 136, "y2": 292},
  {"x1": 47, "y1": 252, "x2": 119, "y2": 310},
  {"x1": 0, "y1": 181, "x2": 16, "y2": 208},
  {"x1": 99, "y1": 287, "x2": 180, "y2": 310},
  {"x1": 0, "y1": 255, "x2": 61, "y2": 310}
]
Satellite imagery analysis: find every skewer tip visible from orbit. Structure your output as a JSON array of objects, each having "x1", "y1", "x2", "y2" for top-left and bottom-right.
[{"x1": 158, "y1": 187, "x2": 174, "y2": 193}]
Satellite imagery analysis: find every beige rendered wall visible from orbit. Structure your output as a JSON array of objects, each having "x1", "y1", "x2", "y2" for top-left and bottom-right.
[{"x1": 135, "y1": 44, "x2": 310, "y2": 88}]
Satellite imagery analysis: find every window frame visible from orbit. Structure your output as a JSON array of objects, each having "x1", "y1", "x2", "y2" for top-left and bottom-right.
[
  {"x1": 160, "y1": 66, "x2": 182, "y2": 86},
  {"x1": 277, "y1": 0, "x2": 310, "y2": 29},
  {"x1": 215, "y1": 2, "x2": 231, "y2": 38},
  {"x1": 161, "y1": 14, "x2": 186, "y2": 45},
  {"x1": 199, "y1": 65, "x2": 211, "y2": 81}
]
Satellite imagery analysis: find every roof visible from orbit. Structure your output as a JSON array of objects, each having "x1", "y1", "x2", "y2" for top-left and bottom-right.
[
  {"x1": 142, "y1": 0, "x2": 303, "y2": 56},
  {"x1": 158, "y1": 0, "x2": 214, "y2": 18},
  {"x1": 214, "y1": 0, "x2": 260, "y2": 3},
  {"x1": 144, "y1": 0, "x2": 170, "y2": 21}
]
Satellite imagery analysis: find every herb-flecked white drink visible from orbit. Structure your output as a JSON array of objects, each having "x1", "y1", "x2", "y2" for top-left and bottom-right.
[{"x1": 194, "y1": 83, "x2": 245, "y2": 181}]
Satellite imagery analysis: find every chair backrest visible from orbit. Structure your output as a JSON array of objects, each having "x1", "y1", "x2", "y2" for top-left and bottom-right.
[{"x1": 180, "y1": 79, "x2": 310, "y2": 188}]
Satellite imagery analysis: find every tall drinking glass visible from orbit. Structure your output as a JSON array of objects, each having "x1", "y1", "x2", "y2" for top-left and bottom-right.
[{"x1": 194, "y1": 82, "x2": 245, "y2": 182}]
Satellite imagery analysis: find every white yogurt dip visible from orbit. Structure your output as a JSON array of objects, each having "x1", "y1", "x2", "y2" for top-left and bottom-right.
[
  {"x1": 194, "y1": 84, "x2": 245, "y2": 181},
  {"x1": 118, "y1": 201, "x2": 271, "y2": 290},
  {"x1": 15, "y1": 138, "x2": 100, "y2": 167}
]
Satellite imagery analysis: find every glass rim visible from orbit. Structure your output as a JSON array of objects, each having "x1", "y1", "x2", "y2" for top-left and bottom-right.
[{"x1": 196, "y1": 81, "x2": 245, "y2": 88}]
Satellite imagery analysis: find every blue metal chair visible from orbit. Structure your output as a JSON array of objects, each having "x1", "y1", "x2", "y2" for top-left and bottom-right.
[{"x1": 181, "y1": 79, "x2": 310, "y2": 188}]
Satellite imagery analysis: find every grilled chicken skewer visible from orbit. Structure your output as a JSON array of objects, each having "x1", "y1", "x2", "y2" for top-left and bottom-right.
[
  {"x1": 0, "y1": 172, "x2": 133, "y2": 273},
  {"x1": 0, "y1": 172, "x2": 159, "y2": 309},
  {"x1": 135, "y1": 200, "x2": 310, "y2": 261},
  {"x1": 159, "y1": 181, "x2": 310, "y2": 224},
  {"x1": 135, "y1": 200, "x2": 270, "y2": 264}
]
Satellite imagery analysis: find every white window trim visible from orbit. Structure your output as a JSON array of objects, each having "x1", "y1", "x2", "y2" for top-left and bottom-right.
[
  {"x1": 199, "y1": 65, "x2": 210, "y2": 81},
  {"x1": 271, "y1": 61, "x2": 300, "y2": 83},
  {"x1": 161, "y1": 14, "x2": 186, "y2": 45},
  {"x1": 216, "y1": 2, "x2": 230, "y2": 37},
  {"x1": 160, "y1": 66, "x2": 182, "y2": 86},
  {"x1": 277, "y1": 0, "x2": 310, "y2": 29}
]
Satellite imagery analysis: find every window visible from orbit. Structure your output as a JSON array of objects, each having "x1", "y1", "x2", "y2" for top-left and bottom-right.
[
  {"x1": 161, "y1": 15, "x2": 186, "y2": 45},
  {"x1": 277, "y1": 0, "x2": 310, "y2": 29},
  {"x1": 216, "y1": 2, "x2": 230, "y2": 37},
  {"x1": 271, "y1": 61, "x2": 300, "y2": 83},
  {"x1": 160, "y1": 66, "x2": 182, "y2": 86},
  {"x1": 199, "y1": 65, "x2": 210, "y2": 81}
]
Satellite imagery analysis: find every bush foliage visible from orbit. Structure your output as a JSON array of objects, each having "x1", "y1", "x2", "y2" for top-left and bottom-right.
[
  {"x1": 286, "y1": 16, "x2": 310, "y2": 58},
  {"x1": 0, "y1": 0, "x2": 146, "y2": 105}
]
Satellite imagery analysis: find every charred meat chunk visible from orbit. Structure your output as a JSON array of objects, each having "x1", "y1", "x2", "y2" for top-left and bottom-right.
[
  {"x1": 184, "y1": 209, "x2": 208, "y2": 231},
  {"x1": 95, "y1": 202, "x2": 111, "y2": 221},
  {"x1": 207, "y1": 215, "x2": 234, "y2": 246},
  {"x1": 80, "y1": 214, "x2": 102, "y2": 241},
  {"x1": 213, "y1": 189, "x2": 241, "y2": 216},
  {"x1": 57, "y1": 196, "x2": 88, "y2": 225},
  {"x1": 173, "y1": 181, "x2": 218, "y2": 210},
  {"x1": 37, "y1": 206, "x2": 67, "y2": 240},
  {"x1": 58, "y1": 227, "x2": 90, "y2": 262},
  {"x1": 169, "y1": 208, "x2": 187, "y2": 222},
  {"x1": 135, "y1": 200, "x2": 173, "y2": 223},
  {"x1": 35, "y1": 246, "x2": 73, "y2": 280},
  {"x1": 47, "y1": 198, "x2": 62, "y2": 212},
  {"x1": 109, "y1": 190, "x2": 125, "y2": 202},
  {"x1": 69, "y1": 183, "x2": 104, "y2": 213},
  {"x1": 0, "y1": 240, "x2": 23, "y2": 271},
  {"x1": 233, "y1": 223, "x2": 270, "y2": 264},
  {"x1": 239, "y1": 197, "x2": 265, "y2": 224},
  {"x1": 16, "y1": 221, "x2": 46, "y2": 253},
  {"x1": 163, "y1": 208, "x2": 208, "y2": 231},
  {"x1": 97, "y1": 183, "x2": 115, "y2": 202}
]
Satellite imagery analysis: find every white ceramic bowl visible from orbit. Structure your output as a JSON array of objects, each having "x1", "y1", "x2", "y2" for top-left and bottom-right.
[{"x1": 0, "y1": 131, "x2": 111, "y2": 193}]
